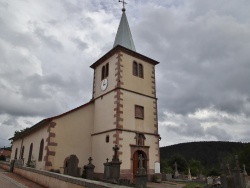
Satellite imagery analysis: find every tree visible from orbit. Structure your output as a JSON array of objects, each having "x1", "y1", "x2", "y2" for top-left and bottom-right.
[
  {"x1": 238, "y1": 144, "x2": 250, "y2": 173},
  {"x1": 168, "y1": 154, "x2": 188, "y2": 173},
  {"x1": 188, "y1": 159, "x2": 204, "y2": 176},
  {"x1": 14, "y1": 127, "x2": 29, "y2": 137},
  {"x1": 0, "y1": 155, "x2": 6, "y2": 161}
]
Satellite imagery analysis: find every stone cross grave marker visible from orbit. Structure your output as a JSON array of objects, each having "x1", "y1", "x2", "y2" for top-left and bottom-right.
[
  {"x1": 207, "y1": 177, "x2": 213, "y2": 185},
  {"x1": 88, "y1": 157, "x2": 93, "y2": 164},
  {"x1": 112, "y1": 145, "x2": 119, "y2": 162}
]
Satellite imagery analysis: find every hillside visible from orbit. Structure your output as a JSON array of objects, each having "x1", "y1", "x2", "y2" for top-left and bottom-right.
[{"x1": 160, "y1": 141, "x2": 248, "y2": 168}]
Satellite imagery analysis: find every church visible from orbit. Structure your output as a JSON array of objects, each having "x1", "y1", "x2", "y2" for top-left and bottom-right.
[{"x1": 10, "y1": 4, "x2": 160, "y2": 181}]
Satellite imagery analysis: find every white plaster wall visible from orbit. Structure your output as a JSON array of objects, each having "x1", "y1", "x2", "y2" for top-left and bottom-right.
[{"x1": 52, "y1": 103, "x2": 94, "y2": 171}]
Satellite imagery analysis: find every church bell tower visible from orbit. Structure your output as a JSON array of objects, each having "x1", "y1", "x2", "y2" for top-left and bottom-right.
[{"x1": 90, "y1": 2, "x2": 160, "y2": 180}]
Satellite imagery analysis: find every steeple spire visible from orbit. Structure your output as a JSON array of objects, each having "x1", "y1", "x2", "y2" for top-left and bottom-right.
[{"x1": 113, "y1": 1, "x2": 136, "y2": 51}]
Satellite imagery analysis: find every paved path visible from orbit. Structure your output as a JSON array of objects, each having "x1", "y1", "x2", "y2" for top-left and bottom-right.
[
  {"x1": 0, "y1": 168, "x2": 44, "y2": 188},
  {"x1": 0, "y1": 168, "x2": 28, "y2": 188}
]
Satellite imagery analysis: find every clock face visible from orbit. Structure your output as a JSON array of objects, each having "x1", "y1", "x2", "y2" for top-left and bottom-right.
[{"x1": 101, "y1": 78, "x2": 108, "y2": 91}]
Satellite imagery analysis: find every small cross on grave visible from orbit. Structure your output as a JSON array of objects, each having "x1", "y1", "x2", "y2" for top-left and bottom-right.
[
  {"x1": 88, "y1": 157, "x2": 93, "y2": 165},
  {"x1": 173, "y1": 162, "x2": 178, "y2": 171},
  {"x1": 234, "y1": 155, "x2": 240, "y2": 170},
  {"x1": 226, "y1": 163, "x2": 231, "y2": 175},
  {"x1": 106, "y1": 158, "x2": 109, "y2": 163},
  {"x1": 112, "y1": 145, "x2": 120, "y2": 162}
]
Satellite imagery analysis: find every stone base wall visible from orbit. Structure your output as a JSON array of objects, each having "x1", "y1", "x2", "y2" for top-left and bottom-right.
[
  {"x1": 0, "y1": 161, "x2": 129, "y2": 188},
  {"x1": 0, "y1": 161, "x2": 10, "y2": 171}
]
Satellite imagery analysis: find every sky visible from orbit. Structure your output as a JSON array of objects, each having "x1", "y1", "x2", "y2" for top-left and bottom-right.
[{"x1": 0, "y1": 0, "x2": 250, "y2": 148}]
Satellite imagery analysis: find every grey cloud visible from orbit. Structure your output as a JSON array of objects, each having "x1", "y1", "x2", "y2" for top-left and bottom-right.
[
  {"x1": 0, "y1": 1, "x2": 8, "y2": 9},
  {"x1": 166, "y1": 119, "x2": 205, "y2": 138},
  {"x1": 2, "y1": 118, "x2": 18, "y2": 127},
  {"x1": 34, "y1": 27, "x2": 63, "y2": 51},
  {"x1": 0, "y1": 18, "x2": 36, "y2": 49},
  {"x1": 135, "y1": 3, "x2": 250, "y2": 118},
  {"x1": 71, "y1": 37, "x2": 88, "y2": 51},
  {"x1": 206, "y1": 126, "x2": 232, "y2": 140}
]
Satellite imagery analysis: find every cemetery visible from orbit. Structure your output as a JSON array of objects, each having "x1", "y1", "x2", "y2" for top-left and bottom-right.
[{"x1": 1, "y1": 143, "x2": 249, "y2": 188}]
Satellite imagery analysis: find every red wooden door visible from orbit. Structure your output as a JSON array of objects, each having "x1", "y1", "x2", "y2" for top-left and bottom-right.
[{"x1": 133, "y1": 150, "x2": 147, "y2": 180}]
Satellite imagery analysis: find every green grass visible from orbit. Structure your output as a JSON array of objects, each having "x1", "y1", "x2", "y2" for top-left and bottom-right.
[{"x1": 183, "y1": 182, "x2": 203, "y2": 188}]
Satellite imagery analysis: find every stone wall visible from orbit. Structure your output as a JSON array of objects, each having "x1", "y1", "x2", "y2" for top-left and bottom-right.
[
  {"x1": 0, "y1": 161, "x2": 128, "y2": 188},
  {"x1": 0, "y1": 161, "x2": 10, "y2": 171}
]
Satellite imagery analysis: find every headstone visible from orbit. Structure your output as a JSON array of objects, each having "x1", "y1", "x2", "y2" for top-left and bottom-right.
[
  {"x1": 197, "y1": 173, "x2": 204, "y2": 181},
  {"x1": 135, "y1": 154, "x2": 147, "y2": 188},
  {"x1": 207, "y1": 177, "x2": 213, "y2": 185},
  {"x1": 220, "y1": 163, "x2": 227, "y2": 187},
  {"x1": 243, "y1": 164, "x2": 248, "y2": 186},
  {"x1": 187, "y1": 168, "x2": 192, "y2": 180},
  {"x1": 83, "y1": 157, "x2": 95, "y2": 180},
  {"x1": 166, "y1": 173, "x2": 172, "y2": 180},
  {"x1": 173, "y1": 162, "x2": 179, "y2": 179},
  {"x1": 103, "y1": 158, "x2": 110, "y2": 179},
  {"x1": 232, "y1": 155, "x2": 244, "y2": 188},
  {"x1": 109, "y1": 145, "x2": 122, "y2": 181},
  {"x1": 64, "y1": 155, "x2": 80, "y2": 177}
]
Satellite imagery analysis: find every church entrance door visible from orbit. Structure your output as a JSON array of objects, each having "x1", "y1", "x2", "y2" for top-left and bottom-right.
[
  {"x1": 64, "y1": 155, "x2": 80, "y2": 177},
  {"x1": 132, "y1": 150, "x2": 147, "y2": 180}
]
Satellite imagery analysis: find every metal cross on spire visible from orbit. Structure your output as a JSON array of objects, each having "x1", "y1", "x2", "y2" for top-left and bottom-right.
[{"x1": 119, "y1": 0, "x2": 127, "y2": 11}]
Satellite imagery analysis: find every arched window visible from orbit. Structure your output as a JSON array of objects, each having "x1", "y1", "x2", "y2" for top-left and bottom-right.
[
  {"x1": 106, "y1": 135, "x2": 109, "y2": 143},
  {"x1": 14, "y1": 148, "x2": 18, "y2": 159},
  {"x1": 133, "y1": 61, "x2": 144, "y2": 78},
  {"x1": 133, "y1": 61, "x2": 138, "y2": 76},
  {"x1": 105, "y1": 63, "x2": 109, "y2": 77},
  {"x1": 101, "y1": 66, "x2": 105, "y2": 80},
  {"x1": 101, "y1": 63, "x2": 109, "y2": 80},
  {"x1": 138, "y1": 64, "x2": 143, "y2": 78},
  {"x1": 38, "y1": 139, "x2": 44, "y2": 161},
  {"x1": 21, "y1": 146, "x2": 25, "y2": 159},
  {"x1": 28, "y1": 143, "x2": 33, "y2": 162}
]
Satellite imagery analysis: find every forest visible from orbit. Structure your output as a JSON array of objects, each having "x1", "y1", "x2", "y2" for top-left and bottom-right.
[{"x1": 160, "y1": 141, "x2": 250, "y2": 176}]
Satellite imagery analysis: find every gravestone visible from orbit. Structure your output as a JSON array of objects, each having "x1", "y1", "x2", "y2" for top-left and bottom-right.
[
  {"x1": 64, "y1": 155, "x2": 80, "y2": 177},
  {"x1": 243, "y1": 164, "x2": 248, "y2": 186},
  {"x1": 83, "y1": 157, "x2": 95, "y2": 180},
  {"x1": 187, "y1": 168, "x2": 192, "y2": 180},
  {"x1": 135, "y1": 154, "x2": 147, "y2": 188},
  {"x1": 103, "y1": 158, "x2": 110, "y2": 179},
  {"x1": 173, "y1": 162, "x2": 179, "y2": 179},
  {"x1": 220, "y1": 156, "x2": 247, "y2": 188},
  {"x1": 206, "y1": 177, "x2": 213, "y2": 185},
  {"x1": 232, "y1": 155, "x2": 244, "y2": 188},
  {"x1": 197, "y1": 173, "x2": 204, "y2": 181},
  {"x1": 109, "y1": 145, "x2": 122, "y2": 181},
  {"x1": 220, "y1": 163, "x2": 227, "y2": 187},
  {"x1": 166, "y1": 173, "x2": 172, "y2": 180}
]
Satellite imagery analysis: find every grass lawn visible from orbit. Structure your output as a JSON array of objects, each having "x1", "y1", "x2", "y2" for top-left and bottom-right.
[{"x1": 183, "y1": 182, "x2": 204, "y2": 188}]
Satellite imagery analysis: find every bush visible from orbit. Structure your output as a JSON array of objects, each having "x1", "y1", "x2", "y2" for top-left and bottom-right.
[{"x1": 0, "y1": 155, "x2": 6, "y2": 161}]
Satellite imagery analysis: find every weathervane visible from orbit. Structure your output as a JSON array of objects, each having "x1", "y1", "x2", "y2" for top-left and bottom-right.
[{"x1": 119, "y1": 0, "x2": 127, "y2": 11}]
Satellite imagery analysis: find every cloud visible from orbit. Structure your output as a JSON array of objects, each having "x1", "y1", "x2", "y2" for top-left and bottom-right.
[
  {"x1": 206, "y1": 126, "x2": 232, "y2": 140},
  {"x1": 0, "y1": 0, "x2": 250, "y2": 147}
]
